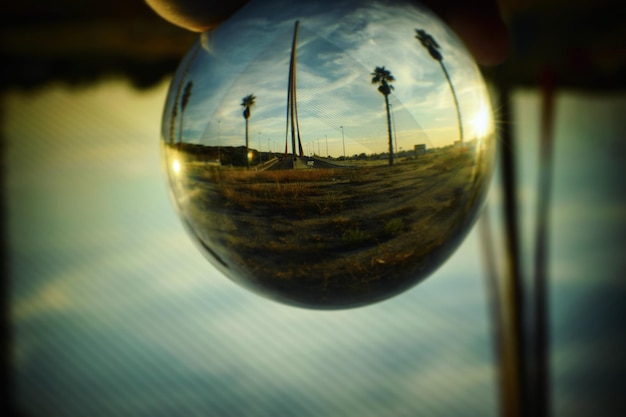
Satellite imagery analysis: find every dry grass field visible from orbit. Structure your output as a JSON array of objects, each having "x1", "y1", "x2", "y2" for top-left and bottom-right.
[{"x1": 165, "y1": 141, "x2": 494, "y2": 308}]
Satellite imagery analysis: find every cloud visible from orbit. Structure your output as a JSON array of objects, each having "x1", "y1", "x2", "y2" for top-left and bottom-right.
[
  {"x1": 166, "y1": 0, "x2": 489, "y2": 152},
  {"x1": 8, "y1": 72, "x2": 503, "y2": 417},
  {"x1": 9, "y1": 57, "x2": 626, "y2": 416}
]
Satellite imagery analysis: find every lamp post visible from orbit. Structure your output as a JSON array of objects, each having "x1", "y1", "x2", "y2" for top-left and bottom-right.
[
  {"x1": 325, "y1": 135, "x2": 328, "y2": 158},
  {"x1": 217, "y1": 119, "x2": 221, "y2": 164},
  {"x1": 340, "y1": 126, "x2": 346, "y2": 160}
]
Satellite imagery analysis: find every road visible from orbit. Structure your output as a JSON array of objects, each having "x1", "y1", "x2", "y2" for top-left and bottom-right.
[{"x1": 263, "y1": 155, "x2": 349, "y2": 171}]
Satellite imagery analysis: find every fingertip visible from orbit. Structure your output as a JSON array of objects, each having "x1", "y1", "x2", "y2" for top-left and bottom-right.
[
  {"x1": 145, "y1": 0, "x2": 248, "y2": 32},
  {"x1": 446, "y1": 8, "x2": 510, "y2": 66}
]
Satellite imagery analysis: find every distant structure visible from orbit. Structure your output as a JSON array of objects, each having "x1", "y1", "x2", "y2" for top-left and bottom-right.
[{"x1": 414, "y1": 144, "x2": 427, "y2": 157}]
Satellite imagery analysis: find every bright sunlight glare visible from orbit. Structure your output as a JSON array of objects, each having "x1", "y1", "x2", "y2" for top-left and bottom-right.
[
  {"x1": 470, "y1": 101, "x2": 492, "y2": 139},
  {"x1": 172, "y1": 159, "x2": 181, "y2": 174}
]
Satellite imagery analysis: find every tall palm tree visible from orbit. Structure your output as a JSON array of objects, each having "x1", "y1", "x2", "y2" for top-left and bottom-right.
[
  {"x1": 415, "y1": 29, "x2": 463, "y2": 143},
  {"x1": 178, "y1": 81, "x2": 193, "y2": 147},
  {"x1": 371, "y1": 66, "x2": 395, "y2": 166},
  {"x1": 170, "y1": 95, "x2": 179, "y2": 145},
  {"x1": 241, "y1": 93, "x2": 256, "y2": 169},
  {"x1": 170, "y1": 43, "x2": 201, "y2": 146}
]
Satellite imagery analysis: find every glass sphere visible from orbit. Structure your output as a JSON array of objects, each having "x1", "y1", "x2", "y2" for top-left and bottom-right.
[{"x1": 161, "y1": 0, "x2": 495, "y2": 309}]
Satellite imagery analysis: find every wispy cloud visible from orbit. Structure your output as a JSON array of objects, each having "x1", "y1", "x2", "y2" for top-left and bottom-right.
[
  {"x1": 8, "y1": 62, "x2": 625, "y2": 416},
  {"x1": 166, "y1": 0, "x2": 491, "y2": 152}
]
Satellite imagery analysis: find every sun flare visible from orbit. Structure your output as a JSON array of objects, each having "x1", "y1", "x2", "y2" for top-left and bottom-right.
[
  {"x1": 172, "y1": 159, "x2": 181, "y2": 175},
  {"x1": 470, "y1": 101, "x2": 492, "y2": 139}
]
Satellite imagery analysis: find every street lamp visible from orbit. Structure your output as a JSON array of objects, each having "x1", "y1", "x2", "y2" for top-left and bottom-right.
[
  {"x1": 340, "y1": 126, "x2": 346, "y2": 160},
  {"x1": 325, "y1": 135, "x2": 328, "y2": 158},
  {"x1": 217, "y1": 119, "x2": 221, "y2": 164}
]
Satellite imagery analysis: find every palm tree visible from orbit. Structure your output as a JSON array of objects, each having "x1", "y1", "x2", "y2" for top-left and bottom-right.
[
  {"x1": 178, "y1": 81, "x2": 193, "y2": 146},
  {"x1": 415, "y1": 29, "x2": 463, "y2": 143},
  {"x1": 241, "y1": 93, "x2": 256, "y2": 169},
  {"x1": 170, "y1": 43, "x2": 201, "y2": 146},
  {"x1": 170, "y1": 95, "x2": 179, "y2": 145},
  {"x1": 371, "y1": 66, "x2": 395, "y2": 166}
]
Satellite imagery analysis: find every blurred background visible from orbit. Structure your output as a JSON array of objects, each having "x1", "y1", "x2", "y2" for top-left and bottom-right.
[{"x1": 2, "y1": 0, "x2": 625, "y2": 416}]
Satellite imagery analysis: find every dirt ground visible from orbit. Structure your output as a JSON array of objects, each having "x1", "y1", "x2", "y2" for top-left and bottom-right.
[{"x1": 165, "y1": 141, "x2": 494, "y2": 309}]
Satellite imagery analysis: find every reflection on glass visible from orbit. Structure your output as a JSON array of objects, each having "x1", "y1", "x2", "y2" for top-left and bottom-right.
[{"x1": 161, "y1": 0, "x2": 496, "y2": 309}]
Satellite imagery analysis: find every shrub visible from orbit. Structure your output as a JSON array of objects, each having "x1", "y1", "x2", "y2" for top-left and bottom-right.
[
  {"x1": 384, "y1": 218, "x2": 404, "y2": 236},
  {"x1": 342, "y1": 228, "x2": 368, "y2": 245}
]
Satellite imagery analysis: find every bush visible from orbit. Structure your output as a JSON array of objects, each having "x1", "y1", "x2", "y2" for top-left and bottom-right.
[
  {"x1": 384, "y1": 218, "x2": 404, "y2": 236},
  {"x1": 342, "y1": 228, "x2": 368, "y2": 245}
]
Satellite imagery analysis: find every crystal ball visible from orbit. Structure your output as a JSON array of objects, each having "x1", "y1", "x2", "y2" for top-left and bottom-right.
[{"x1": 161, "y1": 0, "x2": 496, "y2": 309}]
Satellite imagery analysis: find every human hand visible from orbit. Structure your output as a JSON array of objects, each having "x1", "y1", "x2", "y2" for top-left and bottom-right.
[{"x1": 145, "y1": 0, "x2": 508, "y2": 66}]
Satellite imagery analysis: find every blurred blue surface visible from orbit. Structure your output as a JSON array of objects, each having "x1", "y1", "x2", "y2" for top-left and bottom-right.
[{"x1": 5, "y1": 81, "x2": 625, "y2": 416}]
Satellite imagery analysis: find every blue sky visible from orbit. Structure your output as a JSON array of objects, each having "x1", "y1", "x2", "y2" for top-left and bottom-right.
[
  {"x1": 5, "y1": 78, "x2": 625, "y2": 416},
  {"x1": 162, "y1": 0, "x2": 492, "y2": 156}
]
